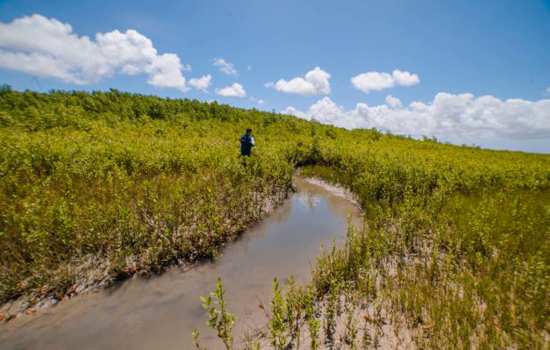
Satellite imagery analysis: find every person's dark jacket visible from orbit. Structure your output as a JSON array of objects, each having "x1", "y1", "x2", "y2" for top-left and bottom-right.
[{"x1": 240, "y1": 134, "x2": 255, "y2": 156}]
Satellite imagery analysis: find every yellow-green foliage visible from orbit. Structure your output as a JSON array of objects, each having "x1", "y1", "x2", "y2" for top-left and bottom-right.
[
  {"x1": 0, "y1": 89, "x2": 309, "y2": 302},
  {"x1": 1, "y1": 89, "x2": 549, "y2": 348},
  {"x1": 304, "y1": 186, "x2": 549, "y2": 348}
]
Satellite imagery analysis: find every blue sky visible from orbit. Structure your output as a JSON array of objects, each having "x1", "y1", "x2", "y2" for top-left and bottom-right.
[{"x1": 1, "y1": 0, "x2": 550, "y2": 152}]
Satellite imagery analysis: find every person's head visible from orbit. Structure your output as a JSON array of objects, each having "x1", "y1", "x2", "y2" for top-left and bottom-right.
[{"x1": 246, "y1": 128, "x2": 252, "y2": 135}]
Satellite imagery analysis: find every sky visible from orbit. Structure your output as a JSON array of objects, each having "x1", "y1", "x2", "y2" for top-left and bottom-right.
[{"x1": 1, "y1": 0, "x2": 549, "y2": 153}]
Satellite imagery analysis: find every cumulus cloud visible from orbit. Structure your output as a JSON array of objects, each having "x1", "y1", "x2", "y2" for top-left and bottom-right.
[
  {"x1": 385, "y1": 95, "x2": 402, "y2": 108},
  {"x1": 267, "y1": 67, "x2": 331, "y2": 95},
  {"x1": 281, "y1": 106, "x2": 308, "y2": 119},
  {"x1": 392, "y1": 70, "x2": 420, "y2": 86},
  {"x1": 282, "y1": 93, "x2": 550, "y2": 142},
  {"x1": 0, "y1": 14, "x2": 189, "y2": 91},
  {"x1": 147, "y1": 53, "x2": 187, "y2": 90},
  {"x1": 213, "y1": 58, "x2": 237, "y2": 75},
  {"x1": 216, "y1": 83, "x2": 246, "y2": 97},
  {"x1": 188, "y1": 74, "x2": 212, "y2": 92},
  {"x1": 351, "y1": 69, "x2": 420, "y2": 93}
]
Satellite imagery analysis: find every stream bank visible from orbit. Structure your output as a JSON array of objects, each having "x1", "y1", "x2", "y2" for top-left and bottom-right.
[{"x1": 0, "y1": 177, "x2": 362, "y2": 349}]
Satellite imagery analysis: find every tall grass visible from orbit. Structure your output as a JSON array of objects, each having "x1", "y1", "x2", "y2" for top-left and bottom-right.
[{"x1": 206, "y1": 167, "x2": 548, "y2": 349}]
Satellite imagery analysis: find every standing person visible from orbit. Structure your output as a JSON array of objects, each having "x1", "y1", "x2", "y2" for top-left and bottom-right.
[{"x1": 240, "y1": 128, "x2": 255, "y2": 156}]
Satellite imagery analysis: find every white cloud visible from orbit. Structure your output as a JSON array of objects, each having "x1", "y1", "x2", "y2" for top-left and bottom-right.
[
  {"x1": 281, "y1": 106, "x2": 308, "y2": 119},
  {"x1": 351, "y1": 69, "x2": 420, "y2": 93},
  {"x1": 147, "y1": 53, "x2": 187, "y2": 90},
  {"x1": 392, "y1": 70, "x2": 420, "y2": 86},
  {"x1": 188, "y1": 74, "x2": 212, "y2": 92},
  {"x1": 213, "y1": 58, "x2": 237, "y2": 75},
  {"x1": 351, "y1": 72, "x2": 394, "y2": 93},
  {"x1": 268, "y1": 67, "x2": 331, "y2": 95},
  {"x1": 216, "y1": 83, "x2": 246, "y2": 97},
  {"x1": 385, "y1": 95, "x2": 402, "y2": 108},
  {"x1": 0, "y1": 14, "x2": 189, "y2": 91},
  {"x1": 282, "y1": 93, "x2": 550, "y2": 142}
]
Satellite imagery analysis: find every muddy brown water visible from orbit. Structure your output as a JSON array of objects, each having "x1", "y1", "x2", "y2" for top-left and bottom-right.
[{"x1": 0, "y1": 177, "x2": 362, "y2": 350}]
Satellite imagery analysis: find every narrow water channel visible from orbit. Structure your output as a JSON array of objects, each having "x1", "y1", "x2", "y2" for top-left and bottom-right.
[{"x1": 0, "y1": 177, "x2": 362, "y2": 350}]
